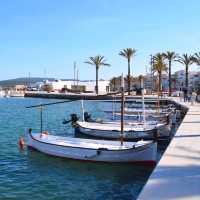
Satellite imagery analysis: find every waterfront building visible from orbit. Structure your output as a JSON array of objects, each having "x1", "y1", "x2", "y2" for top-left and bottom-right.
[
  {"x1": 42, "y1": 79, "x2": 110, "y2": 94},
  {"x1": 173, "y1": 70, "x2": 200, "y2": 91},
  {"x1": 110, "y1": 75, "x2": 138, "y2": 93}
]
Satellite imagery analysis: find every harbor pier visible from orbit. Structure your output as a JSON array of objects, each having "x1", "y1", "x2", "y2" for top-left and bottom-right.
[{"x1": 138, "y1": 98, "x2": 200, "y2": 200}]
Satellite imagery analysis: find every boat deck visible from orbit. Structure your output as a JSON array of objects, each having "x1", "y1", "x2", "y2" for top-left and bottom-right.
[{"x1": 31, "y1": 133, "x2": 150, "y2": 150}]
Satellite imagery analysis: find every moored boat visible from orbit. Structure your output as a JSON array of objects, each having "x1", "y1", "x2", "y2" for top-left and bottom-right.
[
  {"x1": 75, "y1": 121, "x2": 165, "y2": 140},
  {"x1": 27, "y1": 130, "x2": 157, "y2": 164}
]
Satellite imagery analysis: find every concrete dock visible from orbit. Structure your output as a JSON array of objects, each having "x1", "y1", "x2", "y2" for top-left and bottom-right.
[
  {"x1": 138, "y1": 99, "x2": 200, "y2": 200},
  {"x1": 24, "y1": 92, "x2": 170, "y2": 104}
]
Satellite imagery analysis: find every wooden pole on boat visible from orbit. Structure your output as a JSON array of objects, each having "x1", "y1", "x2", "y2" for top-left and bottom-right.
[
  {"x1": 112, "y1": 95, "x2": 116, "y2": 120},
  {"x1": 120, "y1": 74, "x2": 124, "y2": 146},
  {"x1": 156, "y1": 79, "x2": 160, "y2": 114},
  {"x1": 40, "y1": 106, "x2": 43, "y2": 133},
  {"x1": 81, "y1": 99, "x2": 85, "y2": 122},
  {"x1": 141, "y1": 77, "x2": 146, "y2": 128}
]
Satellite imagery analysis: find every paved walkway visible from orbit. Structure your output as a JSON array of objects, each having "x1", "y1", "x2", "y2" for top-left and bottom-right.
[{"x1": 138, "y1": 99, "x2": 200, "y2": 200}]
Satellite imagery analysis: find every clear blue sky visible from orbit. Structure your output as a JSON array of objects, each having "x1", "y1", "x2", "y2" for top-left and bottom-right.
[{"x1": 0, "y1": 0, "x2": 200, "y2": 81}]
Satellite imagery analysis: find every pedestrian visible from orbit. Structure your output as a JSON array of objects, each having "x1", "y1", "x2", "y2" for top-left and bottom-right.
[
  {"x1": 179, "y1": 91, "x2": 183, "y2": 102},
  {"x1": 183, "y1": 88, "x2": 187, "y2": 102},
  {"x1": 191, "y1": 91, "x2": 197, "y2": 105}
]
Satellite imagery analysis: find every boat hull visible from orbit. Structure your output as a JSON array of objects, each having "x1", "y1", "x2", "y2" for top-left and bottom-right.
[
  {"x1": 76, "y1": 126, "x2": 157, "y2": 140},
  {"x1": 27, "y1": 133, "x2": 157, "y2": 164}
]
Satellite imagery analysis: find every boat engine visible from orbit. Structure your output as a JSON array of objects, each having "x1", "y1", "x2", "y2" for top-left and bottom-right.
[
  {"x1": 84, "y1": 112, "x2": 96, "y2": 122},
  {"x1": 71, "y1": 113, "x2": 79, "y2": 127},
  {"x1": 63, "y1": 113, "x2": 79, "y2": 127}
]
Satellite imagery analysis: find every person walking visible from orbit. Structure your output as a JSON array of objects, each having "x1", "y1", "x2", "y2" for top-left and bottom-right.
[
  {"x1": 191, "y1": 91, "x2": 197, "y2": 105},
  {"x1": 183, "y1": 88, "x2": 188, "y2": 102},
  {"x1": 179, "y1": 91, "x2": 184, "y2": 102}
]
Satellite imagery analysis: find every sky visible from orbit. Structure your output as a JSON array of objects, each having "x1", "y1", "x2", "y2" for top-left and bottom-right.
[{"x1": 0, "y1": 0, "x2": 200, "y2": 81}]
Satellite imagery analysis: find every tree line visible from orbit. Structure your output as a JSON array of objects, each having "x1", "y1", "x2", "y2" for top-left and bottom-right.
[{"x1": 85, "y1": 49, "x2": 200, "y2": 95}]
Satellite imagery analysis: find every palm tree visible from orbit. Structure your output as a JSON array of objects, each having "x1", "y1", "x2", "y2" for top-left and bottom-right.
[
  {"x1": 110, "y1": 76, "x2": 119, "y2": 91},
  {"x1": 85, "y1": 55, "x2": 110, "y2": 95},
  {"x1": 163, "y1": 51, "x2": 178, "y2": 96},
  {"x1": 177, "y1": 54, "x2": 194, "y2": 91},
  {"x1": 152, "y1": 53, "x2": 168, "y2": 96},
  {"x1": 192, "y1": 52, "x2": 200, "y2": 65},
  {"x1": 119, "y1": 48, "x2": 136, "y2": 95}
]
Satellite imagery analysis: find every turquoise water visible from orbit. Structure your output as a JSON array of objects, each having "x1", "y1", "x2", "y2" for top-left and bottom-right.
[{"x1": 0, "y1": 98, "x2": 155, "y2": 200}]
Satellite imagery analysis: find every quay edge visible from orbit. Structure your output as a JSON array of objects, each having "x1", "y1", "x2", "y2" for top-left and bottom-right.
[{"x1": 138, "y1": 97, "x2": 200, "y2": 200}]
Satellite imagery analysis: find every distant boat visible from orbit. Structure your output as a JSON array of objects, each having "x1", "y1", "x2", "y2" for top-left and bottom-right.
[
  {"x1": 10, "y1": 92, "x2": 24, "y2": 97},
  {"x1": 124, "y1": 107, "x2": 173, "y2": 114},
  {"x1": 27, "y1": 130, "x2": 157, "y2": 164},
  {"x1": 75, "y1": 121, "x2": 165, "y2": 140},
  {"x1": 126, "y1": 103, "x2": 175, "y2": 110}
]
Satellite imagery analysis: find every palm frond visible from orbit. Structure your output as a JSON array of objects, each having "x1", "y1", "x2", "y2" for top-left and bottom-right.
[
  {"x1": 85, "y1": 55, "x2": 110, "y2": 68},
  {"x1": 192, "y1": 52, "x2": 200, "y2": 65},
  {"x1": 163, "y1": 51, "x2": 178, "y2": 61},
  {"x1": 177, "y1": 54, "x2": 194, "y2": 65},
  {"x1": 152, "y1": 53, "x2": 168, "y2": 74},
  {"x1": 119, "y1": 48, "x2": 136, "y2": 60},
  {"x1": 84, "y1": 61, "x2": 94, "y2": 65}
]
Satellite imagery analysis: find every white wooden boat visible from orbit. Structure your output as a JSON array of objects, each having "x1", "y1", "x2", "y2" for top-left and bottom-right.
[
  {"x1": 106, "y1": 111, "x2": 169, "y2": 122},
  {"x1": 75, "y1": 121, "x2": 165, "y2": 140},
  {"x1": 10, "y1": 92, "x2": 25, "y2": 97},
  {"x1": 127, "y1": 103, "x2": 174, "y2": 110},
  {"x1": 124, "y1": 107, "x2": 173, "y2": 114},
  {"x1": 27, "y1": 131, "x2": 157, "y2": 164}
]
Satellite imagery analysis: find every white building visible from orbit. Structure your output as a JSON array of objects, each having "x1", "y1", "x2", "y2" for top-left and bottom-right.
[
  {"x1": 43, "y1": 80, "x2": 73, "y2": 91},
  {"x1": 79, "y1": 80, "x2": 110, "y2": 93},
  {"x1": 173, "y1": 70, "x2": 200, "y2": 91},
  {"x1": 41, "y1": 79, "x2": 110, "y2": 94}
]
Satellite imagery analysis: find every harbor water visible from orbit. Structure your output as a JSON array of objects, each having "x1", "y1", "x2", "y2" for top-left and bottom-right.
[{"x1": 0, "y1": 98, "x2": 171, "y2": 200}]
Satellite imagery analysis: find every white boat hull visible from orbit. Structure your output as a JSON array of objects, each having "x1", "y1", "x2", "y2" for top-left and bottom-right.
[
  {"x1": 76, "y1": 121, "x2": 167, "y2": 140},
  {"x1": 77, "y1": 126, "x2": 156, "y2": 139},
  {"x1": 27, "y1": 132, "x2": 157, "y2": 164}
]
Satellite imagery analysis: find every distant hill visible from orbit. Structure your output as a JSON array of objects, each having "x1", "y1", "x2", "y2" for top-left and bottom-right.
[{"x1": 0, "y1": 77, "x2": 74, "y2": 87}]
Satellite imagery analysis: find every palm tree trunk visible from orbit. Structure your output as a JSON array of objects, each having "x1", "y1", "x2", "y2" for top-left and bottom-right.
[
  {"x1": 159, "y1": 73, "x2": 162, "y2": 96},
  {"x1": 128, "y1": 59, "x2": 131, "y2": 95},
  {"x1": 157, "y1": 73, "x2": 161, "y2": 112},
  {"x1": 114, "y1": 78, "x2": 116, "y2": 91},
  {"x1": 185, "y1": 64, "x2": 188, "y2": 91},
  {"x1": 169, "y1": 60, "x2": 172, "y2": 96},
  {"x1": 96, "y1": 67, "x2": 99, "y2": 95}
]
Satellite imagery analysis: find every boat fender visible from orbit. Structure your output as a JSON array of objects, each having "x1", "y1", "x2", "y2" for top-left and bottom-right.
[
  {"x1": 40, "y1": 131, "x2": 48, "y2": 138},
  {"x1": 43, "y1": 131, "x2": 48, "y2": 135},
  {"x1": 19, "y1": 137, "x2": 25, "y2": 150}
]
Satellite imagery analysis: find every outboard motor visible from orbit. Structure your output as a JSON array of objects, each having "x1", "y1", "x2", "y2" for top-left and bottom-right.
[
  {"x1": 84, "y1": 112, "x2": 96, "y2": 122},
  {"x1": 71, "y1": 113, "x2": 79, "y2": 127},
  {"x1": 84, "y1": 112, "x2": 91, "y2": 122},
  {"x1": 62, "y1": 113, "x2": 79, "y2": 127}
]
